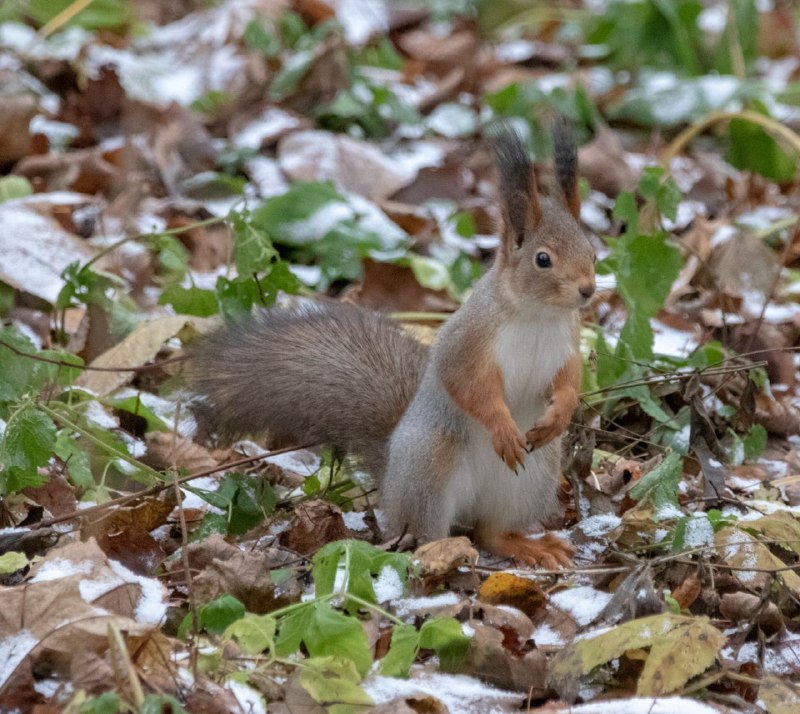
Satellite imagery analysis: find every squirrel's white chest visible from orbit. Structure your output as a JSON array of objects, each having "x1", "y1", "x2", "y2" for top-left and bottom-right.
[{"x1": 492, "y1": 315, "x2": 574, "y2": 424}]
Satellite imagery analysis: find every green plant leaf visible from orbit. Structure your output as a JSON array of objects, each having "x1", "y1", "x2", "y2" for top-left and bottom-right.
[
  {"x1": 727, "y1": 113, "x2": 796, "y2": 182},
  {"x1": 0, "y1": 328, "x2": 38, "y2": 403},
  {"x1": 252, "y1": 182, "x2": 346, "y2": 246},
  {"x1": 244, "y1": 19, "x2": 281, "y2": 57},
  {"x1": 198, "y1": 594, "x2": 246, "y2": 635},
  {"x1": 1, "y1": 407, "x2": 56, "y2": 473},
  {"x1": 419, "y1": 618, "x2": 470, "y2": 672},
  {"x1": 379, "y1": 624, "x2": 420, "y2": 677},
  {"x1": 299, "y1": 657, "x2": 373, "y2": 707},
  {"x1": 225, "y1": 614, "x2": 277, "y2": 655},
  {"x1": 629, "y1": 451, "x2": 684, "y2": 511},
  {"x1": 313, "y1": 540, "x2": 410, "y2": 614},
  {"x1": 277, "y1": 602, "x2": 373, "y2": 677},
  {"x1": 743, "y1": 424, "x2": 767, "y2": 460},
  {"x1": 159, "y1": 285, "x2": 218, "y2": 317},
  {"x1": 0, "y1": 551, "x2": 30, "y2": 574},
  {"x1": 54, "y1": 431, "x2": 94, "y2": 490},
  {"x1": 0, "y1": 176, "x2": 33, "y2": 203}
]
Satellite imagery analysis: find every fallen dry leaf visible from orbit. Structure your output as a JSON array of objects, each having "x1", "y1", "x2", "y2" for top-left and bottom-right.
[
  {"x1": 0, "y1": 198, "x2": 96, "y2": 304},
  {"x1": 478, "y1": 572, "x2": 546, "y2": 618},
  {"x1": 279, "y1": 499, "x2": 349, "y2": 555},
  {"x1": 279, "y1": 130, "x2": 417, "y2": 200},
  {"x1": 76, "y1": 315, "x2": 196, "y2": 395},
  {"x1": 413, "y1": 537, "x2": 479, "y2": 579}
]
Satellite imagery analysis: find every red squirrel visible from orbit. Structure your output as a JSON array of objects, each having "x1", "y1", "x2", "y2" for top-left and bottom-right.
[{"x1": 190, "y1": 121, "x2": 596, "y2": 568}]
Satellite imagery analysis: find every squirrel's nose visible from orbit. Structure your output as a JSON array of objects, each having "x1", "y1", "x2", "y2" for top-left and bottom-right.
[{"x1": 579, "y1": 283, "x2": 595, "y2": 300}]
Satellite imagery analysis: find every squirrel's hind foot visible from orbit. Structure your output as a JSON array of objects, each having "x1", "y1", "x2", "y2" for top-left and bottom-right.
[{"x1": 476, "y1": 527, "x2": 574, "y2": 569}]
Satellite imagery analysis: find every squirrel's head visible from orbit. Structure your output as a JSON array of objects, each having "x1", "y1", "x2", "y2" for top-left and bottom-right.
[{"x1": 490, "y1": 121, "x2": 596, "y2": 312}]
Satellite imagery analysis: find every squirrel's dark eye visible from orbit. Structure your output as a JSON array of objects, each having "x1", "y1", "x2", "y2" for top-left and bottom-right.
[{"x1": 535, "y1": 251, "x2": 552, "y2": 269}]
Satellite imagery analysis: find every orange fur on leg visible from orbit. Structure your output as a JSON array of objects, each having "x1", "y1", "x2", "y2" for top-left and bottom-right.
[{"x1": 475, "y1": 524, "x2": 574, "y2": 569}]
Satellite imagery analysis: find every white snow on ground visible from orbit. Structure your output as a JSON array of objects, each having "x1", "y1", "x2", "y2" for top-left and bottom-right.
[
  {"x1": 0, "y1": 631, "x2": 39, "y2": 690},
  {"x1": 393, "y1": 591, "x2": 462, "y2": 618},
  {"x1": 558, "y1": 698, "x2": 722, "y2": 714},
  {"x1": 225, "y1": 679, "x2": 266, "y2": 714},
  {"x1": 363, "y1": 669, "x2": 521, "y2": 712},
  {"x1": 373, "y1": 565, "x2": 405, "y2": 603},
  {"x1": 550, "y1": 586, "x2": 613, "y2": 626},
  {"x1": 29, "y1": 558, "x2": 94, "y2": 582}
]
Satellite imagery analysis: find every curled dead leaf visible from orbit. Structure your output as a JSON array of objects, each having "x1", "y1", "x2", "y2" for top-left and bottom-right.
[{"x1": 413, "y1": 537, "x2": 478, "y2": 579}]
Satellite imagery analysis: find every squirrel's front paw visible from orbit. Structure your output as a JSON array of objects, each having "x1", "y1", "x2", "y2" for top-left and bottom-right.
[
  {"x1": 526, "y1": 408, "x2": 569, "y2": 450},
  {"x1": 491, "y1": 423, "x2": 527, "y2": 473}
]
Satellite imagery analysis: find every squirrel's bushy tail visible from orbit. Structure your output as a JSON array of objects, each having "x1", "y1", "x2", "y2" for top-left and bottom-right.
[{"x1": 188, "y1": 302, "x2": 428, "y2": 476}]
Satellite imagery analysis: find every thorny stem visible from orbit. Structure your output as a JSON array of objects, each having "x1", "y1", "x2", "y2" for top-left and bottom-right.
[
  {"x1": 0, "y1": 338, "x2": 185, "y2": 373},
  {"x1": 662, "y1": 109, "x2": 800, "y2": 168},
  {"x1": 36, "y1": 443, "x2": 313, "y2": 529},
  {"x1": 38, "y1": 401, "x2": 164, "y2": 483},
  {"x1": 82, "y1": 216, "x2": 225, "y2": 271}
]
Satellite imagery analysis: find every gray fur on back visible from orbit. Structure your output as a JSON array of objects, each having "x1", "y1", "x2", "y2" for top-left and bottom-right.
[{"x1": 189, "y1": 302, "x2": 429, "y2": 476}]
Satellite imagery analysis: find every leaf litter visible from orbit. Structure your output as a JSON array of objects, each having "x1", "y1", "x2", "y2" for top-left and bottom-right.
[{"x1": 2, "y1": 0, "x2": 800, "y2": 711}]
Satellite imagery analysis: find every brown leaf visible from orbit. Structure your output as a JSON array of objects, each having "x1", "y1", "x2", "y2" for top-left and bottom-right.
[
  {"x1": 0, "y1": 93, "x2": 37, "y2": 163},
  {"x1": 671, "y1": 571, "x2": 701, "y2": 610},
  {"x1": 143, "y1": 431, "x2": 218, "y2": 473},
  {"x1": 478, "y1": 573, "x2": 546, "y2": 618},
  {"x1": 15, "y1": 148, "x2": 119, "y2": 195},
  {"x1": 719, "y1": 592, "x2": 783, "y2": 635},
  {"x1": 279, "y1": 130, "x2": 417, "y2": 200},
  {"x1": 69, "y1": 651, "x2": 115, "y2": 695},
  {"x1": 279, "y1": 499, "x2": 349, "y2": 555},
  {"x1": 22, "y1": 471, "x2": 77, "y2": 518},
  {"x1": 463, "y1": 622, "x2": 549, "y2": 696},
  {"x1": 0, "y1": 540, "x2": 156, "y2": 692},
  {"x1": 187, "y1": 534, "x2": 300, "y2": 612},
  {"x1": 577, "y1": 124, "x2": 638, "y2": 198},
  {"x1": 344, "y1": 259, "x2": 457, "y2": 313},
  {"x1": 76, "y1": 315, "x2": 196, "y2": 395},
  {"x1": 0, "y1": 199, "x2": 96, "y2": 304},
  {"x1": 413, "y1": 536, "x2": 478, "y2": 579}
]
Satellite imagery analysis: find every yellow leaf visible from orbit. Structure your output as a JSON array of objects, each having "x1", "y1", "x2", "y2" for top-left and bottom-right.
[
  {"x1": 548, "y1": 613, "x2": 724, "y2": 701},
  {"x1": 760, "y1": 675, "x2": 800, "y2": 714}
]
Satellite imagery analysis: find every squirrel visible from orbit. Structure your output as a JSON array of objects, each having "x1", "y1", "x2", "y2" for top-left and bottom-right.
[{"x1": 189, "y1": 121, "x2": 596, "y2": 568}]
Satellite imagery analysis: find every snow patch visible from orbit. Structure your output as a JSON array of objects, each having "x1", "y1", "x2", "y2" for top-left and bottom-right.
[{"x1": 550, "y1": 586, "x2": 612, "y2": 626}]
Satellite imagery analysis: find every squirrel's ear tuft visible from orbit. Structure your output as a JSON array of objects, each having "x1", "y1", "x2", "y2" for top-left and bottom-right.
[
  {"x1": 489, "y1": 123, "x2": 541, "y2": 251},
  {"x1": 553, "y1": 117, "x2": 580, "y2": 221}
]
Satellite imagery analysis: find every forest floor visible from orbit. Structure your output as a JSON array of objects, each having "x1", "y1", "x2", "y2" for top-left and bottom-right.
[{"x1": 2, "y1": 0, "x2": 800, "y2": 712}]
